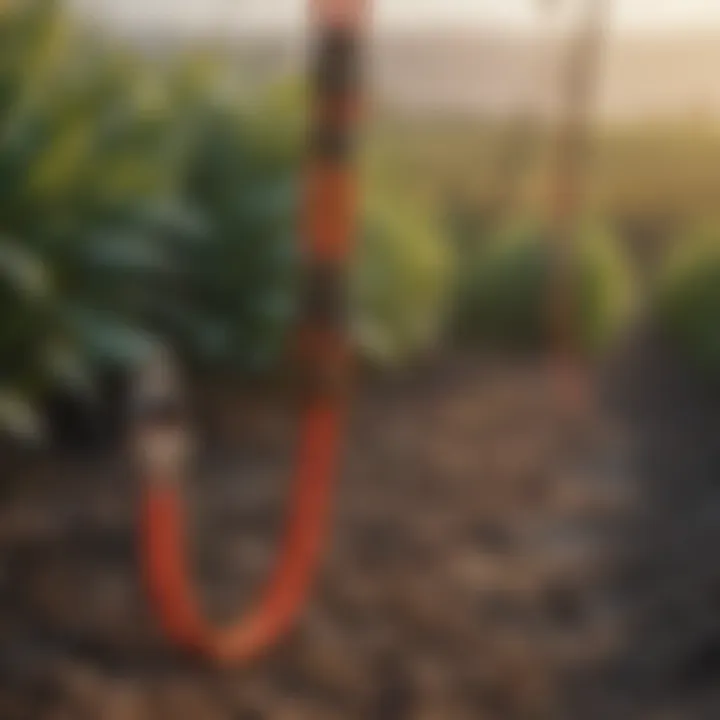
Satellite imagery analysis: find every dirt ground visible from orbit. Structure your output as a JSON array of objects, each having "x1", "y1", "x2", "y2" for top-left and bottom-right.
[{"x1": 1, "y1": 332, "x2": 719, "y2": 720}]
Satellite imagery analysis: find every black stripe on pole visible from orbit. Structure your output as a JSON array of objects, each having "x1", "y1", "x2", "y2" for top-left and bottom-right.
[
  {"x1": 314, "y1": 28, "x2": 360, "y2": 98},
  {"x1": 300, "y1": 260, "x2": 348, "y2": 332},
  {"x1": 310, "y1": 123, "x2": 354, "y2": 162}
]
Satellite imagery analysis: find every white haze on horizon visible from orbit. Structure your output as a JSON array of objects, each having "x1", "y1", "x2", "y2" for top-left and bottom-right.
[{"x1": 74, "y1": 0, "x2": 720, "y2": 37}]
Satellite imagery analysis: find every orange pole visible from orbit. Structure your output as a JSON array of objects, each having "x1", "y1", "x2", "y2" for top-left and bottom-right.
[{"x1": 137, "y1": 0, "x2": 368, "y2": 666}]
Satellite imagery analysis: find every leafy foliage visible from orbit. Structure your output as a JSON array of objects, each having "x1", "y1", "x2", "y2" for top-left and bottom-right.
[
  {"x1": 656, "y1": 223, "x2": 720, "y2": 377},
  {"x1": 354, "y1": 191, "x2": 454, "y2": 364},
  {"x1": 457, "y1": 220, "x2": 634, "y2": 355},
  {"x1": 0, "y1": 3, "x2": 455, "y2": 440},
  {"x1": 161, "y1": 97, "x2": 301, "y2": 372},
  {"x1": 0, "y1": 1, "x2": 193, "y2": 436}
]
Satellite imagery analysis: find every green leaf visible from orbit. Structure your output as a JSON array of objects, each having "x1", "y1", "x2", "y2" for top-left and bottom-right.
[
  {"x1": 0, "y1": 236, "x2": 51, "y2": 300},
  {"x1": 0, "y1": 388, "x2": 44, "y2": 441},
  {"x1": 84, "y1": 232, "x2": 174, "y2": 273},
  {"x1": 66, "y1": 306, "x2": 157, "y2": 368},
  {"x1": 136, "y1": 199, "x2": 209, "y2": 241},
  {"x1": 42, "y1": 339, "x2": 96, "y2": 396}
]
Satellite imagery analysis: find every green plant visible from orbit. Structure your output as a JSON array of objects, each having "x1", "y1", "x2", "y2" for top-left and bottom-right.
[
  {"x1": 174, "y1": 106, "x2": 455, "y2": 370},
  {"x1": 0, "y1": 5, "x2": 458, "y2": 443},
  {"x1": 353, "y1": 190, "x2": 454, "y2": 364},
  {"x1": 656, "y1": 222, "x2": 720, "y2": 376},
  {"x1": 457, "y1": 219, "x2": 634, "y2": 355},
  {"x1": 161, "y1": 96, "x2": 301, "y2": 372},
  {"x1": 172, "y1": 82, "x2": 455, "y2": 370},
  {"x1": 0, "y1": 0, "x2": 190, "y2": 437}
]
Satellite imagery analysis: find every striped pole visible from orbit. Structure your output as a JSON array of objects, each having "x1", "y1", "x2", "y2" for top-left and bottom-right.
[{"x1": 547, "y1": 0, "x2": 609, "y2": 412}]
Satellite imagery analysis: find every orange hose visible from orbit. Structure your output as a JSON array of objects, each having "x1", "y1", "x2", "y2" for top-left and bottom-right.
[
  {"x1": 142, "y1": 400, "x2": 344, "y2": 664},
  {"x1": 139, "y1": 0, "x2": 367, "y2": 666}
]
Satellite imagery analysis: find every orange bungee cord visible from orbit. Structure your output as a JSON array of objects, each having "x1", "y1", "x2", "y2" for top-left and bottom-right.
[{"x1": 133, "y1": 0, "x2": 369, "y2": 666}]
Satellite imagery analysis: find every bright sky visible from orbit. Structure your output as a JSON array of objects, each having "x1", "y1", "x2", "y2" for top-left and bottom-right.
[{"x1": 80, "y1": 0, "x2": 720, "y2": 34}]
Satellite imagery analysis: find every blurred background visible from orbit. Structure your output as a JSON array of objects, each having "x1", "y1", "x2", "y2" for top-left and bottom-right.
[{"x1": 2, "y1": 1, "x2": 720, "y2": 718}]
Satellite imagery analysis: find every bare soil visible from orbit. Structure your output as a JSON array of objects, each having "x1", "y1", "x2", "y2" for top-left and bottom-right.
[{"x1": 1, "y1": 334, "x2": 719, "y2": 719}]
